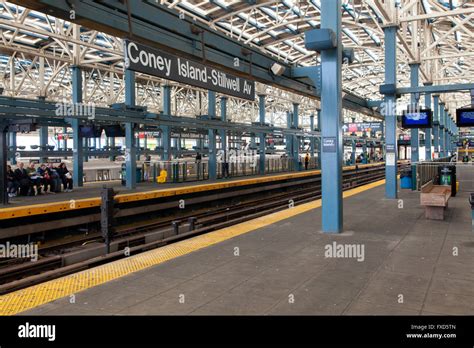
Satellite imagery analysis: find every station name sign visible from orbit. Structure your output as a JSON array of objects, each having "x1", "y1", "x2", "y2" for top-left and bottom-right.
[{"x1": 124, "y1": 40, "x2": 255, "y2": 101}]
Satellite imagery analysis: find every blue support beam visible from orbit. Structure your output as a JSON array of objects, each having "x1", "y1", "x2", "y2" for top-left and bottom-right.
[
  {"x1": 220, "y1": 96, "x2": 227, "y2": 175},
  {"x1": 362, "y1": 134, "x2": 368, "y2": 164},
  {"x1": 433, "y1": 95, "x2": 440, "y2": 158},
  {"x1": 39, "y1": 126, "x2": 48, "y2": 163},
  {"x1": 125, "y1": 69, "x2": 137, "y2": 189},
  {"x1": 286, "y1": 111, "x2": 292, "y2": 157},
  {"x1": 71, "y1": 66, "x2": 83, "y2": 187},
  {"x1": 439, "y1": 102, "x2": 445, "y2": 157},
  {"x1": 258, "y1": 94, "x2": 266, "y2": 174},
  {"x1": 208, "y1": 90, "x2": 217, "y2": 180},
  {"x1": 292, "y1": 103, "x2": 300, "y2": 171},
  {"x1": 351, "y1": 139, "x2": 356, "y2": 165},
  {"x1": 383, "y1": 25, "x2": 398, "y2": 199},
  {"x1": 309, "y1": 113, "x2": 315, "y2": 158},
  {"x1": 424, "y1": 85, "x2": 432, "y2": 161},
  {"x1": 162, "y1": 85, "x2": 171, "y2": 161},
  {"x1": 316, "y1": 109, "x2": 321, "y2": 168},
  {"x1": 9, "y1": 131, "x2": 17, "y2": 165},
  {"x1": 410, "y1": 64, "x2": 420, "y2": 190},
  {"x1": 397, "y1": 83, "x2": 474, "y2": 95},
  {"x1": 319, "y1": 0, "x2": 343, "y2": 233}
]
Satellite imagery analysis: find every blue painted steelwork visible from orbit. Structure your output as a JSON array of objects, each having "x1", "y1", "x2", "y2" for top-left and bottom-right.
[
  {"x1": 309, "y1": 113, "x2": 315, "y2": 158},
  {"x1": 286, "y1": 111, "x2": 292, "y2": 157},
  {"x1": 125, "y1": 69, "x2": 137, "y2": 189},
  {"x1": 439, "y1": 102, "x2": 445, "y2": 157},
  {"x1": 351, "y1": 139, "x2": 356, "y2": 165},
  {"x1": 362, "y1": 132, "x2": 368, "y2": 164},
  {"x1": 433, "y1": 95, "x2": 440, "y2": 156},
  {"x1": 383, "y1": 25, "x2": 398, "y2": 199},
  {"x1": 162, "y1": 85, "x2": 171, "y2": 161},
  {"x1": 397, "y1": 83, "x2": 474, "y2": 95},
  {"x1": 424, "y1": 85, "x2": 432, "y2": 161},
  {"x1": 208, "y1": 90, "x2": 217, "y2": 180},
  {"x1": 316, "y1": 109, "x2": 321, "y2": 168},
  {"x1": 9, "y1": 131, "x2": 16, "y2": 165},
  {"x1": 39, "y1": 126, "x2": 48, "y2": 163},
  {"x1": 220, "y1": 96, "x2": 227, "y2": 169},
  {"x1": 292, "y1": 103, "x2": 300, "y2": 171},
  {"x1": 71, "y1": 66, "x2": 83, "y2": 187},
  {"x1": 258, "y1": 94, "x2": 266, "y2": 174},
  {"x1": 319, "y1": 0, "x2": 343, "y2": 233},
  {"x1": 409, "y1": 64, "x2": 420, "y2": 190}
]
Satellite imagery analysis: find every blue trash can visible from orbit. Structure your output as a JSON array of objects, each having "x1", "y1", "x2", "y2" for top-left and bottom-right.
[{"x1": 400, "y1": 170, "x2": 412, "y2": 189}]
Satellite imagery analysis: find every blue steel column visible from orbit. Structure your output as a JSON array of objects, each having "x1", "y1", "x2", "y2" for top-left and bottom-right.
[
  {"x1": 439, "y1": 102, "x2": 445, "y2": 157},
  {"x1": 445, "y1": 111, "x2": 450, "y2": 156},
  {"x1": 162, "y1": 85, "x2": 171, "y2": 161},
  {"x1": 362, "y1": 131, "x2": 368, "y2": 164},
  {"x1": 9, "y1": 132, "x2": 16, "y2": 165},
  {"x1": 383, "y1": 25, "x2": 398, "y2": 199},
  {"x1": 409, "y1": 64, "x2": 420, "y2": 190},
  {"x1": 309, "y1": 114, "x2": 315, "y2": 157},
  {"x1": 208, "y1": 90, "x2": 217, "y2": 180},
  {"x1": 220, "y1": 96, "x2": 227, "y2": 154},
  {"x1": 320, "y1": 0, "x2": 343, "y2": 232},
  {"x1": 433, "y1": 95, "x2": 440, "y2": 157},
  {"x1": 286, "y1": 111, "x2": 292, "y2": 157},
  {"x1": 258, "y1": 94, "x2": 266, "y2": 174},
  {"x1": 71, "y1": 66, "x2": 83, "y2": 187},
  {"x1": 292, "y1": 103, "x2": 300, "y2": 171},
  {"x1": 410, "y1": 63, "x2": 420, "y2": 162},
  {"x1": 39, "y1": 126, "x2": 48, "y2": 163},
  {"x1": 316, "y1": 109, "x2": 321, "y2": 168},
  {"x1": 125, "y1": 69, "x2": 137, "y2": 189},
  {"x1": 351, "y1": 139, "x2": 356, "y2": 165},
  {"x1": 424, "y1": 84, "x2": 432, "y2": 161}
]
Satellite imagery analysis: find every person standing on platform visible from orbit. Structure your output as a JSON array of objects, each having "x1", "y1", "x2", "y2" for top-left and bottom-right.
[{"x1": 304, "y1": 153, "x2": 310, "y2": 170}]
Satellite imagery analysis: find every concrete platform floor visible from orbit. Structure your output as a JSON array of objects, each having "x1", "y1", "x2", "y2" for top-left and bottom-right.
[{"x1": 22, "y1": 185, "x2": 474, "y2": 315}]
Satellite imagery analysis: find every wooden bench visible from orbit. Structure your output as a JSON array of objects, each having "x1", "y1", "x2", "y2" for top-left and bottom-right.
[{"x1": 420, "y1": 182, "x2": 451, "y2": 220}]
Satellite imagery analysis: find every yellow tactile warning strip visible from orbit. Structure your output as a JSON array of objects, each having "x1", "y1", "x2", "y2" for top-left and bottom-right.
[
  {"x1": 0, "y1": 162, "x2": 387, "y2": 220},
  {"x1": 0, "y1": 178, "x2": 385, "y2": 315}
]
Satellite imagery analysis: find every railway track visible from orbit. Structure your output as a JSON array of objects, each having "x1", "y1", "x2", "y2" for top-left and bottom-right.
[{"x1": 0, "y1": 163, "x2": 408, "y2": 294}]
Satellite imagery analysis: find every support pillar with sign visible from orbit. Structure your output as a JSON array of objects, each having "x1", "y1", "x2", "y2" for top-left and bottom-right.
[
  {"x1": 316, "y1": 109, "x2": 321, "y2": 169},
  {"x1": 125, "y1": 69, "x2": 137, "y2": 189},
  {"x1": 381, "y1": 24, "x2": 398, "y2": 199},
  {"x1": 71, "y1": 66, "x2": 84, "y2": 187},
  {"x1": 220, "y1": 96, "x2": 228, "y2": 178},
  {"x1": 304, "y1": 0, "x2": 343, "y2": 232}
]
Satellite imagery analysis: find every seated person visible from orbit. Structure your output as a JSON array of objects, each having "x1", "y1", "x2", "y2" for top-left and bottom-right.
[
  {"x1": 47, "y1": 163, "x2": 62, "y2": 193},
  {"x1": 14, "y1": 162, "x2": 31, "y2": 196},
  {"x1": 37, "y1": 164, "x2": 52, "y2": 193},
  {"x1": 57, "y1": 163, "x2": 73, "y2": 192},
  {"x1": 7, "y1": 165, "x2": 19, "y2": 198},
  {"x1": 26, "y1": 162, "x2": 43, "y2": 195}
]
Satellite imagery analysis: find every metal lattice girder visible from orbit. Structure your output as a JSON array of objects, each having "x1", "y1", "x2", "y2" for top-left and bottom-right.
[{"x1": 0, "y1": 0, "x2": 473, "y2": 125}]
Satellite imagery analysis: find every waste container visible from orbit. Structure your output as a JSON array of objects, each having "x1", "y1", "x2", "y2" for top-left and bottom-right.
[
  {"x1": 438, "y1": 164, "x2": 457, "y2": 197},
  {"x1": 400, "y1": 169, "x2": 412, "y2": 189}
]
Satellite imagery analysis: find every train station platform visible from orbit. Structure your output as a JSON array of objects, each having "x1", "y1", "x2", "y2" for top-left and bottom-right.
[
  {"x1": 4, "y1": 178, "x2": 473, "y2": 316},
  {"x1": 0, "y1": 162, "x2": 389, "y2": 221}
]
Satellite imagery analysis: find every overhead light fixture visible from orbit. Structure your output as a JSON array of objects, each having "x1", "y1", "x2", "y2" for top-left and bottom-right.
[{"x1": 270, "y1": 63, "x2": 285, "y2": 76}]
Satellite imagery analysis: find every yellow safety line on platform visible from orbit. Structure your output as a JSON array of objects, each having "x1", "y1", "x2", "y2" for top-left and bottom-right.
[
  {"x1": 0, "y1": 162, "x2": 391, "y2": 220},
  {"x1": 0, "y1": 178, "x2": 385, "y2": 316}
]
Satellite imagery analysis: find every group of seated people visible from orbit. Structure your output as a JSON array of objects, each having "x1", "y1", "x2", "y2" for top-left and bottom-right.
[{"x1": 6, "y1": 162, "x2": 73, "y2": 198}]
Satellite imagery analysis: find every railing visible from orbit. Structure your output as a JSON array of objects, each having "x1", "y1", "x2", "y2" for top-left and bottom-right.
[{"x1": 415, "y1": 156, "x2": 456, "y2": 191}]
